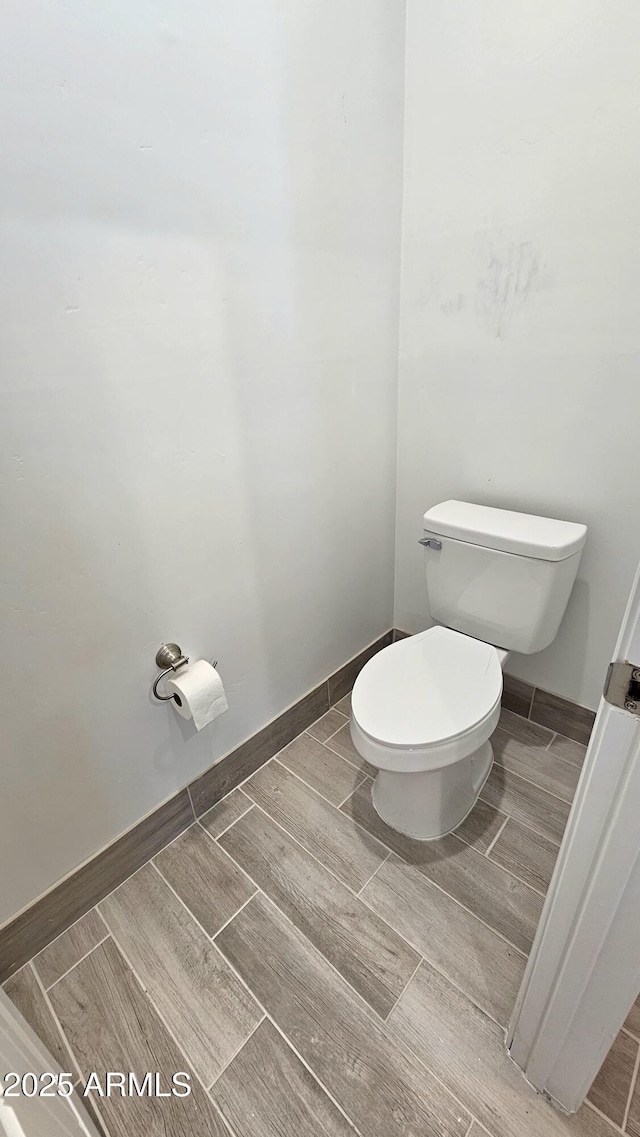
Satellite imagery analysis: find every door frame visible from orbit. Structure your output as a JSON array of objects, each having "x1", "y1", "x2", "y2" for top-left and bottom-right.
[{"x1": 508, "y1": 563, "x2": 640, "y2": 1113}]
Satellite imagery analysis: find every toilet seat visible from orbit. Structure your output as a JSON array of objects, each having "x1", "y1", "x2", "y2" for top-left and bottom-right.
[{"x1": 351, "y1": 627, "x2": 502, "y2": 769}]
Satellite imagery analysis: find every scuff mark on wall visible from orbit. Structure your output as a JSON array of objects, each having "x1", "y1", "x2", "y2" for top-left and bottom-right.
[
  {"x1": 440, "y1": 292, "x2": 465, "y2": 316},
  {"x1": 475, "y1": 239, "x2": 543, "y2": 339}
]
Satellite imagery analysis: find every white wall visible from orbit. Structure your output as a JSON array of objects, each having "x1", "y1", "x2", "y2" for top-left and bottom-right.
[
  {"x1": 395, "y1": 0, "x2": 640, "y2": 711},
  {"x1": 0, "y1": 0, "x2": 405, "y2": 924}
]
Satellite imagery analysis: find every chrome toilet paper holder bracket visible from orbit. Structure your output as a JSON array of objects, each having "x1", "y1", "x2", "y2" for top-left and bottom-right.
[
  {"x1": 153, "y1": 643, "x2": 190, "y2": 702},
  {"x1": 153, "y1": 643, "x2": 220, "y2": 703}
]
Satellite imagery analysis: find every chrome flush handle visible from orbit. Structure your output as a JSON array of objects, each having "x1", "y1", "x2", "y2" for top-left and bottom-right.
[{"x1": 418, "y1": 536, "x2": 442, "y2": 550}]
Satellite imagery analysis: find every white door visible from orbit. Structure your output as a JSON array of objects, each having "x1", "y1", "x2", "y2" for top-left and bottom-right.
[
  {"x1": 508, "y1": 560, "x2": 640, "y2": 1113},
  {"x1": 0, "y1": 990, "x2": 98, "y2": 1136}
]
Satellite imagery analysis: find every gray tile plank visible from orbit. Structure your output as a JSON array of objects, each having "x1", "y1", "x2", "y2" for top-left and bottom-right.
[
  {"x1": 530, "y1": 688, "x2": 595, "y2": 746},
  {"x1": 244, "y1": 760, "x2": 388, "y2": 892},
  {"x1": 0, "y1": 789, "x2": 194, "y2": 983},
  {"x1": 480, "y1": 765, "x2": 570, "y2": 844},
  {"x1": 217, "y1": 894, "x2": 471, "y2": 1137},
  {"x1": 199, "y1": 788, "x2": 254, "y2": 839},
  {"x1": 361, "y1": 854, "x2": 525, "y2": 1027},
  {"x1": 588, "y1": 1028, "x2": 638, "y2": 1127},
  {"x1": 99, "y1": 862, "x2": 261, "y2": 1085},
  {"x1": 277, "y1": 732, "x2": 368, "y2": 805},
  {"x1": 497, "y1": 708, "x2": 554, "y2": 746},
  {"x1": 3, "y1": 963, "x2": 78, "y2": 1075},
  {"x1": 501, "y1": 675, "x2": 534, "y2": 718},
  {"x1": 335, "y1": 692, "x2": 352, "y2": 716},
  {"x1": 625, "y1": 1052, "x2": 640, "y2": 1137},
  {"x1": 211, "y1": 1018, "x2": 355, "y2": 1137},
  {"x1": 453, "y1": 799, "x2": 508, "y2": 853},
  {"x1": 389, "y1": 959, "x2": 619, "y2": 1137},
  {"x1": 325, "y1": 723, "x2": 377, "y2": 775},
  {"x1": 548, "y1": 734, "x2": 588, "y2": 769},
  {"x1": 188, "y1": 682, "x2": 330, "y2": 816},
  {"x1": 50, "y1": 938, "x2": 230, "y2": 1137},
  {"x1": 492, "y1": 729, "x2": 580, "y2": 804},
  {"x1": 154, "y1": 825, "x2": 256, "y2": 937},
  {"x1": 489, "y1": 818, "x2": 560, "y2": 894},
  {"x1": 626, "y1": 996, "x2": 640, "y2": 1037},
  {"x1": 221, "y1": 807, "x2": 418, "y2": 1017},
  {"x1": 307, "y1": 708, "x2": 348, "y2": 744},
  {"x1": 342, "y1": 783, "x2": 543, "y2": 953},
  {"x1": 33, "y1": 910, "x2": 107, "y2": 989}
]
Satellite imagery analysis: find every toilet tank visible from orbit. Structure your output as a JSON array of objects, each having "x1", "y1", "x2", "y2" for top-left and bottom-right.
[{"x1": 422, "y1": 501, "x2": 587, "y2": 654}]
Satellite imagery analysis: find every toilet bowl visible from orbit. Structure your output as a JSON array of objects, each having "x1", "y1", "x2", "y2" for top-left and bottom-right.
[
  {"x1": 350, "y1": 626, "x2": 505, "y2": 839},
  {"x1": 349, "y1": 499, "x2": 587, "y2": 840}
]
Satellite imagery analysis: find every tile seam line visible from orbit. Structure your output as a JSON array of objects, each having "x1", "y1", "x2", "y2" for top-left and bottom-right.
[
  {"x1": 200, "y1": 802, "x2": 255, "y2": 843},
  {"x1": 95, "y1": 906, "x2": 223, "y2": 1101},
  {"x1": 355, "y1": 851, "x2": 393, "y2": 897},
  {"x1": 219, "y1": 795, "x2": 386, "y2": 900},
  {"x1": 246, "y1": 760, "x2": 517, "y2": 897},
  {"x1": 150, "y1": 857, "x2": 395, "y2": 1029},
  {"x1": 305, "y1": 711, "x2": 349, "y2": 745},
  {"x1": 335, "y1": 804, "x2": 542, "y2": 948},
  {"x1": 27, "y1": 962, "x2": 89, "y2": 1105},
  {"x1": 358, "y1": 860, "x2": 531, "y2": 962},
  {"x1": 189, "y1": 889, "x2": 369, "y2": 1137},
  {"x1": 584, "y1": 1096, "x2": 627, "y2": 1136},
  {"x1": 501, "y1": 710, "x2": 589, "y2": 760},
  {"x1": 214, "y1": 886, "x2": 403, "y2": 1023},
  {"x1": 225, "y1": 768, "x2": 539, "y2": 957},
  {"x1": 214, "y1": 892, "x2": 478, "y2": 1137},
  {"x1": 91, "y1": 914, "x2": 241, "y2": 1137},
  {"x1": 150, "y1": 859, "x2": 259, "y2": 951},
  {"x1": 276, "y1": 751, "x2": 370, "y2": 811},
  {"x1": 492, "y1": 754, "x2": 577, "y2": 805},
  {"x1": 337, "y1": 773, "x2": 372, "y2": 810},
  {"x1": 29, "y1": 906, "x2": 110, "y2": 974},
  {"x1": 622, "y1": 1030, "x2": 640, "y2": 1131},
  {"x1": 246, "y1": 758, "x2": 389, "y2": 870},
  {"x1": 381, "y1": 953, "x2": 424, "y2": 1024},
  {"x1": 527, "y1": 685, "x2": 536, "y2": 719},
  {"x1": 487, "y1": 756, "x2": 575, "y2": 805},
  {"x1": 356, "y1": 884, "x2": 527, "y2": 1005},
  {"x1": 385, "y1": 955, "x2": 575, "y2": 1129},
  {"x1": 153, "y1": 825, "x2": 257, "y2": 895},
  {"x1": 323, "y1": 736, "x2": 375, "y2": 774},
  {"x1": 482, "y1": 815, "x2": 511, "y2": 859},
  {"x1": 215, "y1": 813, "x2": 520, "y2": 1029},
  {"x1": 44, "y1": 933, "x2": 111, "y2": 992},
  {"x1": 205, "y1": 1011, "x2": 267, "y2": 1092},
  {"x1": 485, "y1": 846, "x2": 549, "y2": 899},
  {"x1": 185, "y1": 781, "x2": 198, "y2": 823},
  {"x1": 475, "y1": 789, "x2": 562, "y2": 849},
  {"x1": 499, "y1": 727, "x2": 584, "y2": 778}
]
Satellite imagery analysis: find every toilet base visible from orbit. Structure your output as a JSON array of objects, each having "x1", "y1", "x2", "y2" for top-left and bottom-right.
[{"x1": 371, "y1": 740, "x2": 494, "y2": 840}]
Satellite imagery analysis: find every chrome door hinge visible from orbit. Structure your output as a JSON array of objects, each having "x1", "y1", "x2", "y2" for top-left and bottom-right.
[{"x1": 603, "y1": 661, "x2": 640, "y2": 715}]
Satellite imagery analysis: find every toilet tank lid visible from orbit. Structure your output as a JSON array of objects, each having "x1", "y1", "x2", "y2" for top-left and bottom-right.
[{"x1": 422, "y1": 501, "x2": 587, "y2": 562}]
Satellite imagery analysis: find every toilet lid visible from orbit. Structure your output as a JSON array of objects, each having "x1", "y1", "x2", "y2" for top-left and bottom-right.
[{"x1": 351, "y1": 627, "x2": 503, "y2": 749}]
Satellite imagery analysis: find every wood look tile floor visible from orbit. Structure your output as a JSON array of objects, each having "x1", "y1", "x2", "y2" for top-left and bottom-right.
[{"x1": 5, "y1": 696, "x2": 626, "y2": 1137}]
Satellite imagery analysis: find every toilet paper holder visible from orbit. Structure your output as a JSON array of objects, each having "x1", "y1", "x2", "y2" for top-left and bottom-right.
[{"x1": 153, "y1": 643, "x2": 218, "y2": 703}]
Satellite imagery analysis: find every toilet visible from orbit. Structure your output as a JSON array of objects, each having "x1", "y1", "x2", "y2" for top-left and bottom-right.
[{"x1": 350, "y1": 500, "x2": 587, "y2": 839}]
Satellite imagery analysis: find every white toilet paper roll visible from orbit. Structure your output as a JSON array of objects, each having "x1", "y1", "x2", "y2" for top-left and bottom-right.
[{"x1": 165, "y1": 660, "x2": 228, "y2": 731}]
